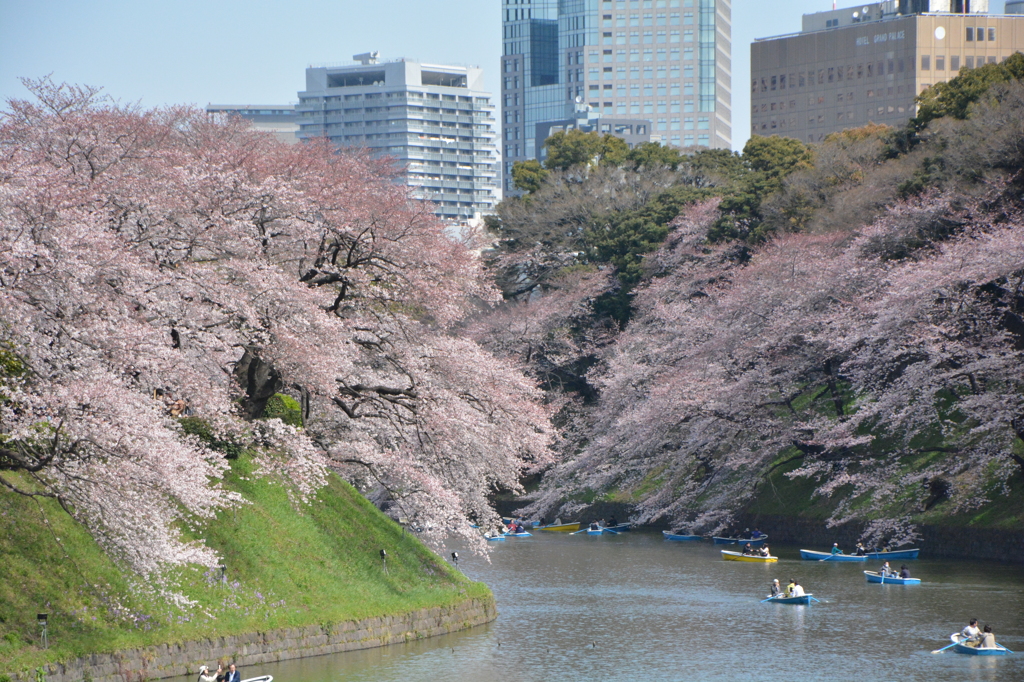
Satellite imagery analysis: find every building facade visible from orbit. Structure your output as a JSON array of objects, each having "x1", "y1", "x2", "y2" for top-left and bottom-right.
[
  {"x1": 296, "y1": 54, "x2": 500, "y2": 222},
  {"x1": 751, "y1": 1, "x2": 1024, "y2": 143},
  {"x1": 205, "y1": 105, "x2": 299, "y2": 144},
  {"x1": 501, "y1": 0, "x2": 733, "y2": 194}
]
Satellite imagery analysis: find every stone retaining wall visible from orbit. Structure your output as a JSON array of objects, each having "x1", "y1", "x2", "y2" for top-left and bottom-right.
[
  {"x1": 13, "y1": 597, "x2": 495, "y2": 682},
  {"x1": 736, "y1": 513, "x2": 1024, "y2": 563}
]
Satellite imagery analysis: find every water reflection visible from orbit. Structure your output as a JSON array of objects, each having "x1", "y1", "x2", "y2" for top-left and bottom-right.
[{"x1": 191, "y1": 533, "x2": 1024, "y2": 682}]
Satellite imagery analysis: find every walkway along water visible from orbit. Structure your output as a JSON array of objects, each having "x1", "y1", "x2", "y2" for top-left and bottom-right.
[{"x1": 196, "y1": 531, "x2": 1024, "y2": 682}]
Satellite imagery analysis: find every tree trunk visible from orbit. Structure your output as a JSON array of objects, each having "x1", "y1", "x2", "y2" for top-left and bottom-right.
[{"x1": 233, "y1": 347, "x2": 283, "y2": 420}]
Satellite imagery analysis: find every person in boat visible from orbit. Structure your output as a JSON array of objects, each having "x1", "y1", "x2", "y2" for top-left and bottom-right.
[
  {"x1": 785, "y1": 579, "x2": 796, "y2": 597},
  {"x1": 879, "y1": 561, "x2": 894, "y2": 577},
  {"x1": 758, "y1": 545, "x2": 770, "y2": 557},
  {"x1": 976, "y1": 625, "x2": 996, "y2": 649},
  {"x1": 198, "y1": 666, "x2": 217, "y2": 682},
  {"x1": 751, "y1": 528, "x2": 765, "y2": 539},
  {"x1": 770, "y1": 579, "x2": 781, "y2": 597},
  {"x1": 790, "y1": 581, "x2": 806, "y2": 597},
  {"x1": 831, "y1": 542, "x2": 844, "y2": 555},
  {"x1": 608, "y1": 515, "x2": 618, "y2": 527},
  {"x1": 742, "y1": 543, "x2": 754, "y2": 555},
  {"x1": 590, "y1": 521, "x2": 600, "y2": 531},
  {"x1": 855, "y1": 542, "x2": 866, "y2": 556},
  {"x1": 960, "y1": 618, "x2": 981, "y2": 644},
  {"x1": 513, "y1": 521, "x2": 525, "y2": 534},
  {"x1": 899, "y1": 565, "x2": 911, "y2": 579}
]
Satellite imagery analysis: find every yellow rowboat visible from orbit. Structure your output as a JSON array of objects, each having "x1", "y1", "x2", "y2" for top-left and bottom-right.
[
  {"x1": 721, "y1": 550, "x2": 778, "y2": 563},
  {"x1": 536, "y1": 522, "x2": 581, "y2": 532}
]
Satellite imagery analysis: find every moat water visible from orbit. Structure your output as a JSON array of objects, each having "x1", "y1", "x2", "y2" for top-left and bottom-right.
[{"x1": 212, "y1": 531, "x2": 1024, "y2": 682}]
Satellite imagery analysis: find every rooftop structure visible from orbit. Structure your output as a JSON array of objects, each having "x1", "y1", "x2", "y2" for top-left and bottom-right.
[{"x1": 296, "y1": 54, "x2": 499, "y2": 222}]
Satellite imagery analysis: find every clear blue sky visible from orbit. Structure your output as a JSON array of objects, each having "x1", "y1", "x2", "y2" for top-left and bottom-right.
[{"x1": 0, "y1": 1, "x2": 1008, "y2": 151}]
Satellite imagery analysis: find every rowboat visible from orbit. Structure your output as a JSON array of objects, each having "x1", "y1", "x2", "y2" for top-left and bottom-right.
[
  {"x1": 864, "y1": 548, "x2": 920, "y2": 560},
  {"x1": 663, "y1": 531, "x2": 703, "y2": 541},
  {"x1": 764, "y1": 594, "x2": 814, "y2": 605},
  {"x1": 587, "y1": 527, "x2": 608, "y2": 535},
  {"x1": 504, "y1": 531, "x2": 533, "y2": 537},
  {"x1": 485, "y1": 534, "x2": 506, "y2": 541},
  {"x1": 713, "y1": 535, "x2": 768, "y2": 546},
  {"x1": 535, "y1": 522, "x2": 581, "y2": 532},
  {"x1": 721, "y1": 550, "x2": 777, "y2": 563},
  {"x1": 864, "y1": 571, "x2": 920, "y2": 585},
  {"x1": 949, "y1": 634, "x2": 1012, "y2": 656},
  {"x1": 800, "y1": 549, "x2": 866, "y2": 562},
  {"x1": 604, "y1": 523, "x2": 633, "y2": 532}
]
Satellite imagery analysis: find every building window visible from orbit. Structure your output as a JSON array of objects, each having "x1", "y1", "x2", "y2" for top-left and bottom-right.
[
  {"x1": 697, "y1": 116, "x2": 709, "y2": 129},
  {"x1": 936, "y1": 56, "x2": 945, "y2": 71},
  {"x1": 921, "y1": 56, "x2": 930, "y2": 71},
  {"x1": 989, "y1": 28, "x2": 996, "y2": 42},
  {"x1": 951, "y1": 56, "x2": 960, "y2": 71},
  {"x1": 697, "y1": 134, "x2": 709, "y2": 147},
  {"x1": 966, "y1": 56, "x2": 974, "y2": 69},
  {"x1": 966, "y1": 27, "x2": 974, "y2": 42}
]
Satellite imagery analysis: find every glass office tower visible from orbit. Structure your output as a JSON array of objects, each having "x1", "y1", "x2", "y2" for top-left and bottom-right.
[{"x1": 501, "y1": 0, "x2": 733, "y2": 193}]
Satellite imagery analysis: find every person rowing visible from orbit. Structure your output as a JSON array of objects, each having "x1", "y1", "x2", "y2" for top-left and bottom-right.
[
  {"x1": 959, "y1": 618, "x2": 981, "y2": 645},
  {"x1": 742, "y1": 542, "x2": 755, "y2": 555},
  {"x1": 770, "y1": 579, "x2": 781, "y2": 598},
  {"x1": 831, "y1": 543, "x2": 844, "y2": 555}
]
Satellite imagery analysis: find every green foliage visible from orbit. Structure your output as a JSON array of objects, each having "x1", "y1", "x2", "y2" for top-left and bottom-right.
[
  {"x1": 625, "y1": 142, "x2": 684, "y2": 170},
  {"x1": 178, "y1": 417, "x2": 246, "y2": 459},
  {"x1": 584, "y1": 216, "x2": 669, "y2": 288},
  {"x1": 511, "y1": 159, "x2": 549, "y2": 194},
  {"x1": 708, "y1": 135, "x2": 813, "y2": 243},
  {"x1": 543, "y1": 129, "x2": 629, "y2": 170},
  {"x1": 742, "y1": 135, "x2": 814, "y2": 180},
  {"x1": 261, "y1": 393, "x2": 303, "y2": 428},
  {"x1": 913, "y1": 52, "x2": 1024, "y2": 128},
  {"x1": 0, "y1": 455, "x2": 487, "y2": 671}
]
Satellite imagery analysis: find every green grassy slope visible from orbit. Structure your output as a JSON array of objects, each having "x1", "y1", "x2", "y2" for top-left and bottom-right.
[{"x1": 0, "y1": 454, "x2": 488, "y2": 673}]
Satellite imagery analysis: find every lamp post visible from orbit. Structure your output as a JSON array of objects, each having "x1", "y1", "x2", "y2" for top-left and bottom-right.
[
  {"x1": 380, "y1": 549, "x2": 388, "y2": 575},
  {"x1": 37, "y1": 613, "x2": 48, "y2": 649}
]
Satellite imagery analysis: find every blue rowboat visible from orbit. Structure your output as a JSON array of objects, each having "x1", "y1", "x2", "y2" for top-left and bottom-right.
[
  {"x1": 864, "y1": 571, "x2": 920, "y2": 585},
  {"x1": 605, "y1": 523, "x2": 633, "y2": 532},
  {"x1": 587, "y1": 528, "x2": 607, "y2": 535},
  {"x1": 504, "y1": 531, "x2": 533, "y2": 537},
  {"x1": 950, "y1": 635, "x2": 1011, "y2": 656},
  {"x1": 800, "y1": 549, "x2": 866, "y2": 561},
  {"x1": 713, "y1": 535, "x2": 768, "y2": 546},
  {"x1": 485, "y1": 534, "x2": 506, "y2": 541},
  {"x1": 663, "y1": 531, "x2": 702, "y2": 541},
  {"x1": 864, "y1": 548, "x2": 920, "y2": 560},
  {"x1": 764, "y1": 594, "x2": 814, "y2": 605}
]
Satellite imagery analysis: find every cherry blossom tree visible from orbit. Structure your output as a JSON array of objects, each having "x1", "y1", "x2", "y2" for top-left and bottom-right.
[
  {"x1": 0, "y1": 78, "x2": 553, "y2": 575},
  {"x1": 525, "y1": 192, "x2": 1023, "y2": 541}
]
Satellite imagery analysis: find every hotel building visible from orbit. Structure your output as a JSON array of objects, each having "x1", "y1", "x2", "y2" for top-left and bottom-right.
[
  {"x1": 296, "y1": 54, "x2": 500, "y2": 222},
  {"x1": 751, "y1": 1, "x2": 1024, "y2": 143}
]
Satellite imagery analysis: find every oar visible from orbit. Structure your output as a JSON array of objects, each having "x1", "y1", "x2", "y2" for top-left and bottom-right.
[
  {"x1": 603, "y1": 528, "x2": 619, "y2": 535},
  {"x1": 820, "y1": 554, "x2": 837, "y2": 562},
  {"x1": 996, "y1": 644, "x2": 1016, "y2": 654},
  {"x1": 931, "y1": 641, "x2": 959, "y2": 654},
  {"x1": 933, "y1": 630, "x2": 962, "y2": 655},
  {"x1": 809, "y1": 596, "x2": 821, "y2": 603},
  {"x1": 760, "y1": 594, "x2": 780, "y2": 603},
  {"x1": 570, "y1": 528, "x2": 588, "y2": 535}
]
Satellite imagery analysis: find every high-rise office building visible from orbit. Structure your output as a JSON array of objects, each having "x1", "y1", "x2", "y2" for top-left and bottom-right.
[
  {"x1": 751, "y1": 1, "x2": 1024, "y2": 143},
  {"x1": 296, "y1": 54, "x2": 500, "y2": 222},
  {"x1": 501, "y1": 0, "x2": 733, "y2": 194}
]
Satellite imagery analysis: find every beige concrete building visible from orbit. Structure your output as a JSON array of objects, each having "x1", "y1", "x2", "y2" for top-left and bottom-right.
[{"x1": 751, "y1": 1, "x2": 1024, "y2": 143}]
